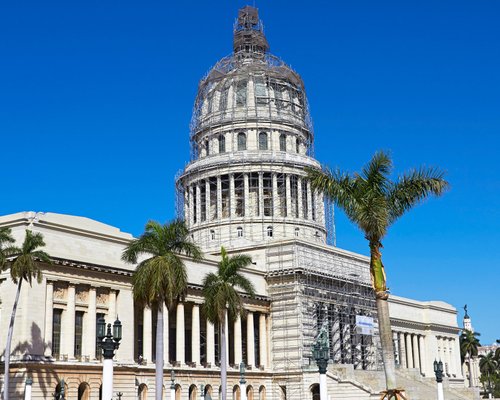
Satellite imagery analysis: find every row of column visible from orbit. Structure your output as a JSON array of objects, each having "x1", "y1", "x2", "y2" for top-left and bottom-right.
[
  {"x1": 185, "y1": 173, "x2": 323, "y2": 224},
  {"x1": 142, "y1": 302, "x2": 269, "y2": 369},
  {"x1": 436, "y1": 336, "x2": 461, "y2": 377},
  {"x1": 393, "y1": 331, "x2": 427, "y2": 373},
  {"x1": 44, "y1": 281, "x2": 116, "y2": 360}
]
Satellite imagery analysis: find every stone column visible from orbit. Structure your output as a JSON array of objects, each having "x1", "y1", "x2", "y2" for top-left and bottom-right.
[
  {"x1": 393, "y1": 332, "x2": 400, "y2": 366},
  {"x1": 234, "y1": 315, "x2": 242, "y2": 365},
  {"x1": 297, "y1": 177, "x2": 303, "y2": 219},
  {"x1": 108, "y1": 289, "x2": 117, "y2": 321},
  {"x1": 143, "y1": 306, "x2": 152, "y2": 363},
  {"x1": 412, "y1": 334, "x2": 421, "y2": 372},
  {"x1": 230, "y1": 173, "x2": 236, "y2": 218},
  {"x1": 306, "y1": 181, "x2": 313, "y2": 220},
  {"x1": 331, "y1": 310, "x2": 341, "y2": 363},
  {"x1": 418, "y1": 335, "x2": 427, "y2": 375},
  {"x1": 184, "y1": 187, "x2": 189, "y2": 223},
  {"x1": 246, "y1": 312, "x2": 255, "y2": 367},
  {"x1": 318, "y1": 192, "x2": 325, "y2": 225},
  {"x1": 405, "y1": 333, "x2": 414, "y2": 368},
  {"x1": 258, "y1": 173, "x2": 264, "y2": 217},
  {"x1": 244, "y1": 173, "x2": 250, "y2": 217},
  {"x1": 189, "y1": 185, "x2": 195, "y2": 225},
  {"x1": 44, "y1": 281, "x2": 54, "y2": 357},
  {"x1": 399, "y1": 332, "x2": 407, "y2": 368},
  {"x1": 176, "y1": 302, "x2": 185, "y2": 364},
  {"x1": 259, "y1": 314, "x2": 267, "y2": 368},
  {"x1": 272, "y1": 173, "x2": 278, "y2": 217},
  {"x1": 192, "y1": 303, "x2": 200, "y2": 365},
  {"x1": 206, "y1": 179, "x2": 211, "y2": 221},
  {"x1": 65, "y1": 284, "x2": 76, "y2": 358},
  {"x1": 163, "y1": 303, "x2": 169, "y2": 364},
  {"x1": 86, "y1": 287, "x2": 97, "y2": 359},
  {"x1": 206, "y1": 320, "x2": 215, "y2": 366},
  {"x1": 217, "y1": 176, "x2": 222, "y2": 219},
  {"x1": 452, "y1": 338, "x2": 463, "y2": 378},
  {"x1": 196, "y1": 183, "x2": 202, "y2": 224},
  {"x1": 285, "y1": 174, "x2": 292, "y2": 218}
]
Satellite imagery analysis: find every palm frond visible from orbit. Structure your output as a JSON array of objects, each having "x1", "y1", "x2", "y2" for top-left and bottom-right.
[
  {"x1": 360, "y1": 150, "x2": 393, "y2": 194},
  {"x1": 388, "y1": 167, "x2": 449, "y2": 223}
]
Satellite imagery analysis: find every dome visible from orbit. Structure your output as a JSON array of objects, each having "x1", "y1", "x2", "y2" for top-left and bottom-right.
[{"x1": 189, "y1": 6, "x2": 314, "y2": 160}]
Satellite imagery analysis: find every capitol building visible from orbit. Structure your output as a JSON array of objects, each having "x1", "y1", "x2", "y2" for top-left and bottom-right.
[{"x1": 0, "y1": 6, "x2": 477, "y2": 400}]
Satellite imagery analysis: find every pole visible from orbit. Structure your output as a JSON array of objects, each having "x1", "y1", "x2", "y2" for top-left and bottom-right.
[
  {"x1": 170, "y1": 386, "x2": 175, "y2": 400},
  {"x1": 24, "y1": 378, "x2": 33, "y2": 400},
  {"x1": 319, "y1": 373, "x2": 328, "y2": 400},
  {"x1": 240, "y1": 382, "x2": 247, "y2": 400},
  {"x1": 437, "y1": 382, "x2": 444, "y2": 400},
  {"x1": 102, "y1": 358, "x2": 114, "y2": 400}
]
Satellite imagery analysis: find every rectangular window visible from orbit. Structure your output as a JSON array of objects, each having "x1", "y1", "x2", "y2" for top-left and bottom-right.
[
  {"x1": 52, "y1": 309, "x2": 62, "y2": 358},
  {"x1": 277, "y1": 173, "x2": 286, "y2": 217},
  {"x1": 263, "y1": 173, "x2": 273, "y2": 217},
  {"x1": 234, "y1": 174, "x2": 245, "y2": 217},
  {"x1": 200, "y1": 184, "x2": 206, "y2": 222},
  {"x1": 302, "y1": 181, "x2": 308, "y2": 219},
  {"x1": 290, "y1": 175, "x2": 299, "y2": 218},
  {"x1": 209, "y1": 178, "x2": 218, "y2": 220},
  {"x1": 254, "y1": 77, "x2": 267, "y2": 105},
  {"x1": 249, "y1": 173, "x2": 260, "y2": 217},
  {"x1": 96, "y1": 313, "x2": 105, "y2": 360},
  {"x1": 221, "y1": 175, "x2": 230, "y2": 218},
  {"x1": 74, "y1": 311, "x2": 84, "y2": 358}
]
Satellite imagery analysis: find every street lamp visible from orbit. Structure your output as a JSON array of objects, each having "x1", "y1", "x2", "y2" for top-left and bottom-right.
[
  {"x1": 24, "y1": 377, "x2": 33, "y2": 400},
  {"x1": 312, "y1": 337, "x2": 329, "y2": 400},
  {"x1": 170, "y1": 370, "x2": 176, "y2": 400},
  {"x1": 200, "y1": 384, "x2": 205, "y2": 400},
  {"x1": 239, "y1": 362, "x2": 247, "y2": 400},
  {"x1": 97, "y1": 317, "x2": 122, "y2": 400},
  {"x1": 433, "y1": 360, "x2": 444, "y2": 400}
]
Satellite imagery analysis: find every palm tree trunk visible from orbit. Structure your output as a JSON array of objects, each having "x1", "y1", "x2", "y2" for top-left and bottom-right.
[
  {"x1": 3, "y1": 280, "x2": 22, "y2": 400},
  {"x1": 155, "y1": 305, "x2": 164, "y2": 400},
  {"x1": 370, "y1": 243, "x2": 397, "y2": 391},
  {"x1": 220, "y1": 317, "x2": 227, "y2": 400}
]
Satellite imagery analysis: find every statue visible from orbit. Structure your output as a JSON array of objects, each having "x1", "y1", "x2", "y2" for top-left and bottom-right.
[{"x1": 464, "y1": 304, "x2": 469, "y2": 318}]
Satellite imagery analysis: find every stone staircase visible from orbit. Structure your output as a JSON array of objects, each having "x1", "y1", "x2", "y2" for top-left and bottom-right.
[{"x1": 325, "y1": 365, "x2": 479, "y2": 400}]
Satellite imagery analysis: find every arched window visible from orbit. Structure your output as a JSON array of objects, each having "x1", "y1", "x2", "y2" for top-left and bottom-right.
[
  {"x1": 237, "y1": 132, "x2": 247, "y2": 151},
  {"x1": 237, "y1": 227, "x2": 243, "y2": 238},
  {"x1": 233, "y1": 385, "x2": 241, "y2": 400},
  {"x1": 219, "y1": 134, "x2": 226, "y2": 153},
  {"x1": 296, "y1": 138, "x2": 301, "y2": 154},
  {"x1": 205, "y1": 139, "x2": 210, "y2": 156},
  {"x1": 259, "y1": 132, "x2": 268, "y2": 150},
  {"x1": 295, "y1": 228, "x2": 299, "y2": 237},
  {"x1": 259, "y1": 386, "x2": 266, "y2": 400},
  {"x1": 189, "y1": 384, "x2": 198, "y2": 400},
  {"x1": 78, "y1": 383, "x2": 90, "y2": 400},
  {"x1": 267, "y1": 226, "x2": 273, "y2": 237},
  {"x1": 175, "y1": 384, "x2": 182, "y2": 400},
  {"x1": 138, "y1": 384, "x2": 148, "y2": 400},
  {"x1": 247, "y1": 385, "x2": 254, "y2": 400},
  {"x1": 279, "y1": 134, "x2": 287, "y2": 152},
  {"x1": 310, "y1": 384, "x2": 320, "y2": 400},
  {"x1": 210, "y1": 230, "x2": 216, "y2": 240}
]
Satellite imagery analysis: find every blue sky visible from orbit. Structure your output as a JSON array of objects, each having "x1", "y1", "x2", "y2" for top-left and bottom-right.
[{"x1": 1, "y1": 0, "x2": 499, "y2": 343}]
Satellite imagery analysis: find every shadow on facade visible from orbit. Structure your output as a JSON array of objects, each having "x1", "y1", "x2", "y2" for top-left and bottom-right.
[{"x1": 12, "y1": 322, "x2": 60, "y2": 398}]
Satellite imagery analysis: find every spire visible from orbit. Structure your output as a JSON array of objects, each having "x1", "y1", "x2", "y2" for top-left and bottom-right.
[{"x1": 233, "y1": 6, "x2": 269, "y2": 59}]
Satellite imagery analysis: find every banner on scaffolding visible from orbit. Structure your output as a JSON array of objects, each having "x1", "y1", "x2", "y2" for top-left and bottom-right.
[{"x1": 355, "y1": 315, "x2": 374, "y2": 335}]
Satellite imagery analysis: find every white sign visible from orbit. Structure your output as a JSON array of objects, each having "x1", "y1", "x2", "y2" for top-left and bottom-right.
[{"x1": 355, "y1": 315, "x2": 374, "y2": 336}]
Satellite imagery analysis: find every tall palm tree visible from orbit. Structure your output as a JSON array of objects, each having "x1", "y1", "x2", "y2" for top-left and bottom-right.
[
  {"x1": 3, "y1": 230, "x2": 51, "y2": 400},
  {"x1": 122, "y1": 219, "x2": 202, "y2": 400},
  {"x1": 306, "y1": 150, "x2": 448, "y2": 393},
  {"x1": 202, "y1": 247, "x2": 256, "y2": 400},
  {"x1": 460, "y1": 330, "x2": 481, "y2": 362},
  {"x1": 479, "y1": 351, "x2": 497, "y2": 396}
]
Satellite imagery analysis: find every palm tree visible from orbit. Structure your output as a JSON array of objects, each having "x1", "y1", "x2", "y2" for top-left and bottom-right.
[
  {"x1": 3, "y1": 229, "x2": 51, "y2": 400},
  {"x1": 0, "y1": 227, "x2": 16, "y2": 270},
  {"x1": 460, "y1": 330, "x2": 481, "y2": 363},
  {"x1": 122, "y1": 219, "x2": 202, "y2": 400},
  {"x1": 479, "y1": 351, "x2": 497, "y2": 397},
  {"x1": 306, "y1": 150, "x2": 448, "y2": 393},
  {"x1": 202, "y1": 247, "x2": 256, "y2": 400}
]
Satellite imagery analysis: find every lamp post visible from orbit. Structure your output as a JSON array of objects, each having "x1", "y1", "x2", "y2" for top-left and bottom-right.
[
  {"x1": 312, "y1": 340, "x2": 329, "y2": 400},
  {"x1": 97, "y1": 317, "x2": 122, "y2": 400},
  {"x1": 170, "y1": 370, "x2": 176, "y2": 400},
  {"x1": 24, "y1": 377, "x2": 33, "y2": 400},
  {"x1": 200, "y1": 384, "x2": 205, "y2": 400},
  {"x1": 434, "y1": 360, "x2": 444, "y2": 400},
  {"x1": 239, "y1": 362, "x2": 247, "y2": 400}
]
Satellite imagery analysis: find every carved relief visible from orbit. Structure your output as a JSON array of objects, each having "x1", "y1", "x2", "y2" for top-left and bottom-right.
[
  {"x1": 53, "y1": 283, "x2": 67, "y2": 300},
  {"x1": 96, "y1": 288, "x2": 109, "y2": 306},
  {"x1": 76, "y1": 286, "x2": 88, "y2": 303}
]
